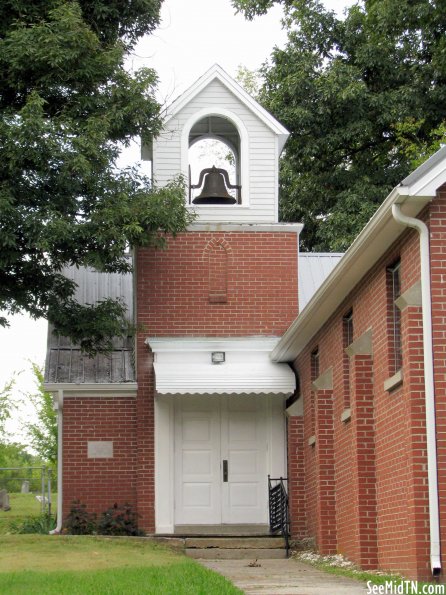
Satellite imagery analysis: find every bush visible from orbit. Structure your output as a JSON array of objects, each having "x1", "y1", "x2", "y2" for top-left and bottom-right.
[
  {"x1": 10, "y1": 513, "x2": 56, "y2": 534},
  {"x1": 64, "y1": 500, "x2": 144, "y2": 536},
  {"x1": 64, "y1": 500, "x2": 97, "y2": 535},
  {"x1": 97, "y1": 502, "x2": 144, "y2": 536}
]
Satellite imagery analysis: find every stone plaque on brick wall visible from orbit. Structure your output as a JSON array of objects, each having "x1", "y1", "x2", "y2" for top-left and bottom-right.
[{"x1": 87, "y1": 441, "x2": 113, "y2": 458}]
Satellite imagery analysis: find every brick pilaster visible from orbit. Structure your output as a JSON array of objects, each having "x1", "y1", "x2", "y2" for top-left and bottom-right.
[
  {"x1": 287, "y1": 413, "x2": 306, "y2": 539},
  {"x1": 351, "y1": 354, "x2": 378, "y2": 569},
  {"x1": 401, "y1": 305, "x2": 430, "y2": 578},
  {"x1": 135, "y1": 342, "x2": 155, "y2": 532},
  {"x1": 315, "y1": 389, "x2": 336, "y2": 553}
]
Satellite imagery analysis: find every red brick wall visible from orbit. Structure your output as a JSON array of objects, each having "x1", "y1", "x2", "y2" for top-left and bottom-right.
[
  {"x1": 134, "y1": 349, "x2": 155, "y2": 532},
  {"x1": 135, "y1": 230, "x2": 299, "y2": 532},
  {"x1": 314, "y1": 388, "x2": 336, "y2": 553},
  {"x1": 135, "y1": 231, "x2": 298, "y2": 337},
  {"x1": 350, "y1": 354, "x2": 377, "y2": 569},
  {"x1": 62, "y1": 396, "x2": 137, "y2": 521},
  {"x1": 288, "y1": 415, "x2": 306, "y2": 539},
  {"x1": 288, "y1": 197, "x2": 443, "y2": 579}
]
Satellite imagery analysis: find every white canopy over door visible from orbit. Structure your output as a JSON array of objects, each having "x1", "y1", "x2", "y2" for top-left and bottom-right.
[
  {"x1": 147, "y1": 337, "x2": 296, "y2": 397},
  {"x1": 150, "y1": 337, "x2": 294, "y2": 533}
]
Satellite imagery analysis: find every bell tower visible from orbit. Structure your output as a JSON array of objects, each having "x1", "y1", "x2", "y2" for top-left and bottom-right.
[
  {"x1": 144, "y1": 64, "x2": 289, "y2": 223},
  {"x1": 136, "y1": 65, "x2": 301, "y2": 535}
]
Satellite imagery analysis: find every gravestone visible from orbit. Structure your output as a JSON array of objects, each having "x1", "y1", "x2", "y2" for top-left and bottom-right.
[
  {"x1": 0, "y1": 489, "x2": 10, "y2": 511},
  {"x1": 21, "y1": 480, "x2": 30, "y2": 494}
]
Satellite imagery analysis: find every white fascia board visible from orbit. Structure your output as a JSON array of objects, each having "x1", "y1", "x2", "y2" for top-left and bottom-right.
[
  {"x1": 406, "y1": 161, "x2": 446, "y2": 198},
  {"x1": 216, "y1": 67, "x2": 289, "y2": 138},
  {"x1": 44, "y1": 383, "x2": 137, "y2": 397},
  {"x1": 164, "y1": 64, "x2": 290, "y2": 143},
  {"x1": 401, "y1": 145, "x2": 446, "y2": 194},
  {"x1": 271, "y1": 186, "x2": 432, "y2": 363},
  {"x1": 147, "y1": 336, "x2": 281, "y2": 353},
  {"x1": 187, "y1": 222, "x2": 303, "y2": 234}
]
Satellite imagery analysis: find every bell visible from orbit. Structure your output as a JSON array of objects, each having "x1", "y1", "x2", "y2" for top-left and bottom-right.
[{"x1": 192, "y1": 166, "x2": 237, "y2": 205}]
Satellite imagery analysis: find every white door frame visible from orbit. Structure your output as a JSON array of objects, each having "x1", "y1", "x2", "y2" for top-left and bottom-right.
[{"x1": 154, "y1": 394, "x2": 287, "y2": 534}]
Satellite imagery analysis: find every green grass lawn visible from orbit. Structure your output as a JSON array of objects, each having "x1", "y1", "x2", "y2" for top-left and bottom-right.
[
  {"x1": 0, "y1": 493, "x2": 56, "y2": 534},
  {"x1": 0, "y1": 535, "x2": 242, "y2": 594}
]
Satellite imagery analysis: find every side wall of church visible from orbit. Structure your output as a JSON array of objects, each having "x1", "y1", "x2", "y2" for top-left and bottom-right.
[{"x1": 289, "y1": 190, "x2": 446, "y2": 581}]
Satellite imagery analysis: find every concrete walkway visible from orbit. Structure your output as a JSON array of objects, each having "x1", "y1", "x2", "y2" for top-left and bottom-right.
[{"x1": 200, "y1": 558, "x2": 368, "y2": 595}]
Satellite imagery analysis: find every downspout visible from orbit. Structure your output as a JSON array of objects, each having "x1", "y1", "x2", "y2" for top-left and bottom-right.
[
  {"x1": 49, "y1": 389, "x2": 63, "y2": 534},
  {"x1": 392, "y1": 203, "x2": 441, "y2": 575}
]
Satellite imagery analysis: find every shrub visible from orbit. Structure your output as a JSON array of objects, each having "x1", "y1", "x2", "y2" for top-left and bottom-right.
[
  {"x1": 10, "y1": 513, "x2": 56, "y2": 534},
  {"x1": 97, "y1": 502, "x2": 144, "y2": 536},
  {"x1": 64, "y1": 500, "x2": 97, "y2": 535}
]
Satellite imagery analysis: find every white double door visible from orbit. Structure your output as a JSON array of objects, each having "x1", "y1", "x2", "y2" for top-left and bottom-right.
[{"x1": 174, "y1": 395, "x2": 268, "y2": 525}]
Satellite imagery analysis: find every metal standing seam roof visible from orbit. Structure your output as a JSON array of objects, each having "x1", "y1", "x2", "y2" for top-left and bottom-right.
[
  {"x1": 298, "y1": 253, "x2": 344, "y2": 311},
  {"x1": 44, "y1": 264, "x2": 135, "y2": 384}
]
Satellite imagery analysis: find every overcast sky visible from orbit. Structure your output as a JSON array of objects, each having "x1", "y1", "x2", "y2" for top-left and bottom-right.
[
  {"x1": 131, "y1": 0, "x2": 354, "y2": 102},
  {"x1": 0, "y1": 0, "x2": 353, "y2": 436}
]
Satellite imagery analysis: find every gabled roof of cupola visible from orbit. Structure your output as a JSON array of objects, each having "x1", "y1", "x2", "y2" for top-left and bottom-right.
[{"x1": 164, "y1": 64, "x2": 290, "y2": 153}]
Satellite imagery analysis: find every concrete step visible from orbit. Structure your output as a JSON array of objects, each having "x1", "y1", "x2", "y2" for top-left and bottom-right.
[
  {"x1": 183, "y1": 535, "x2": 286, "y2": 559},
  {"x1": 174, "y1": 524, "x2": 270, "y2": 536},
  {"x1": 185, "y1": 536, "x2": 285, "y2": 549},
  {"x1": 155, "y1": 534, "x2": 287, "y2": 559},
  {"x1": 186, "y1": 547, "x2": 287, "y2": 560}
]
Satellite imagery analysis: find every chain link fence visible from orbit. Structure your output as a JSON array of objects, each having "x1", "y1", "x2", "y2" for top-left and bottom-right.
[{"x1": 0, "y1": 467, "x2": 53, "y2": 514}]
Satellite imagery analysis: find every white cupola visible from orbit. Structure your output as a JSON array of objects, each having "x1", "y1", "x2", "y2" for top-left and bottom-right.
[{"x1": 143, "y1": 64, "x2": 289, "y2": 224}]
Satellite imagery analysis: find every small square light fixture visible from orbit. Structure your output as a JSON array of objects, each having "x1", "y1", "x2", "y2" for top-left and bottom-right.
[{"x1": 211, "y1": 351, "x2": 225, "y2": 364}]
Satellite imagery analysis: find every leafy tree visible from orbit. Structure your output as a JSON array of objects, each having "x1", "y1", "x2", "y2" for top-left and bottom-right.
[
  {"x1": 0, "y1": 1, "x2": 194, "y2": 354},
  {"x1": 233, "y1": 0, "x2": 446, "y2": 251},
  {"x1": 236, "y1": 64, "x2": 261, "y2": 97},
  {"x1": 0, "y1": 377, "x2": 36, "y2": 469},
  {"x1": 0, "y1": 442, "x2": 36, "y2": 470},
  {"x1": 22, "y1": 365, "x2": 58, "y2": 467},
  {"x1": 394, "y1": 119, "x2": 446, "y2": 170},
  {"x1": 0, "y1": 371, "x2": 54, "y2": 468},
  {"x1": 0, "y1": 378, "x2": 14, "y2": 438}
]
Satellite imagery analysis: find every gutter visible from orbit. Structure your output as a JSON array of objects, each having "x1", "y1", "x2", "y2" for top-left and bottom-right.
[
  {"x1": 49, "y1": 389, "x2": 63, "y2": 534},
  {"x1": 392, "y1": 204, "x2": 441, "y2": 576}
]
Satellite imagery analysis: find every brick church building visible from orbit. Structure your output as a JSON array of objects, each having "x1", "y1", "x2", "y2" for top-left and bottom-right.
[{"x1": 45, "y1": 65, "x2": 446, "y2": 581}]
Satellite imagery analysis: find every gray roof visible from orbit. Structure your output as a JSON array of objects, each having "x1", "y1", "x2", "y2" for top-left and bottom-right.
[
  {"x1": 298, "y1": 253, "x2": 344, "y2": 311},
  {"x1": 45, "y1": 264, "x2": 135, "y2": 384}
]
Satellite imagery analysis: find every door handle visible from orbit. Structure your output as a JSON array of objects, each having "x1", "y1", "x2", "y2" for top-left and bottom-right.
[{"x1": 223, "y1": 459, "x2": 228, "y2": 482}]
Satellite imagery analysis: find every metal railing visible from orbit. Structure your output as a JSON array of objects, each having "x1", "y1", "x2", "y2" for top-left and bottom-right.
[{"x1": 268, "y1": 475, "x2": 290, "y2": 557}]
